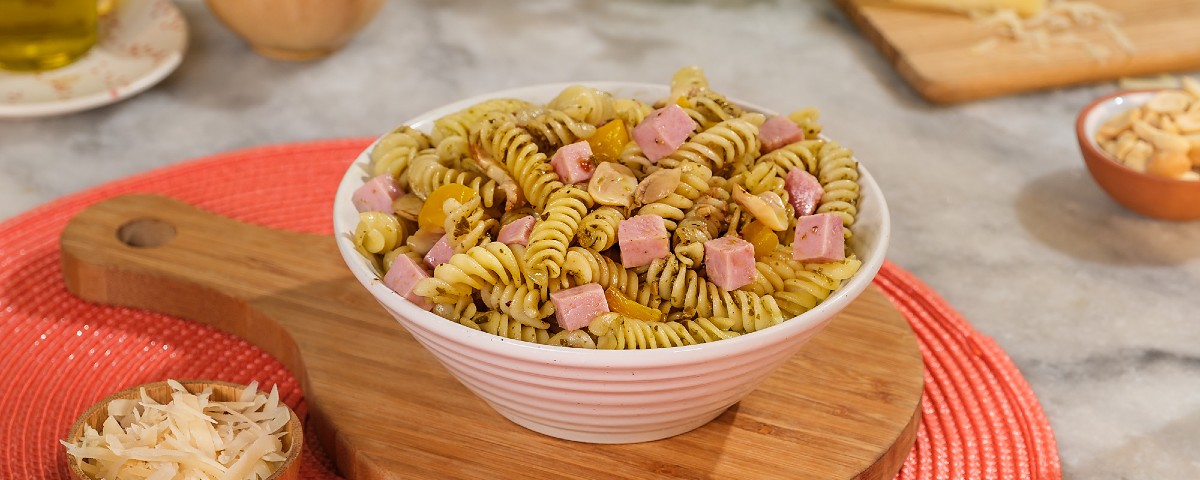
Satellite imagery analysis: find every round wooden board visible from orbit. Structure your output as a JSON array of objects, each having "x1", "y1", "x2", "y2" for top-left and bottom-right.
[{"x1": 60, "y1": 194, "x2": 924, "y2": 480}]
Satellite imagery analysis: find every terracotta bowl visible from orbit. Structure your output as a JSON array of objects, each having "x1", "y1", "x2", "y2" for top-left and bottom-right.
[
  {"x1": 204, "y1": 0, "x2": 385, "y2": 61},
  {"x1": 64, "y1": 380, "x2": 303, "y2": 480},
  {"x1": 1076, "y1": 89, "x2": 1200, "y2": 220}
]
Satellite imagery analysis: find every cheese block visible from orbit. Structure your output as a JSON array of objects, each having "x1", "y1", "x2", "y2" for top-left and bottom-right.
[{"x1": 888, "y1": 0, "x2": 1045, "y2": 17}]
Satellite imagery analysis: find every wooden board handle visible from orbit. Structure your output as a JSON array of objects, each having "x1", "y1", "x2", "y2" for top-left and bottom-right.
[{"x1": 60, "y1": 194, "x2": 923, "y2": 480}]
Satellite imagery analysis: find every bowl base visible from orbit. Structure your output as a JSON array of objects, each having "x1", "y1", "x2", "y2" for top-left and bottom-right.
[
  {"x1": 491, "y1": 403, "x2": 731, "y2": 444},
  {"x1": 252, "y1": 45, "x2": 337, "y2": 61}
]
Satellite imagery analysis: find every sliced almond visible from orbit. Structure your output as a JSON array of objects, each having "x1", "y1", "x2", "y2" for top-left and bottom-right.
[
  {"x1": 635, "y1": 168, "x2": 682, "y2": 204},
  {"x1": 587, "y1": 162, "x2": 638, "y2": 207},
  {"x1": 1146, "y1": 90, "x2": 1192, "y2": 114},
  {"x1": 1113, "y1": 130, "x2": 1139, "y2": 159},
  {"x1": 1189, "y1": 146, "x2": 1200, "y2": 167},
  {"x1": 1161, "y1": 115, "x2": 1181, "y2": 134}
]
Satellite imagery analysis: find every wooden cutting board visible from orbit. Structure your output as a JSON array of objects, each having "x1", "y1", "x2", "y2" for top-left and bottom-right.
[
  {"x1": 59, "y1": 194, "x2": 924, "y2": 480},
  {"x1": 836, "y1": 0, "x2": 1200, "y2": 103}
]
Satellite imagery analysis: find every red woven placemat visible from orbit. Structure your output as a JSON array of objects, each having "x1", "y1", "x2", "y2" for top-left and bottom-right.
[{"x1": 0, "y1": 139, "x2": 1060, "y2": 480}]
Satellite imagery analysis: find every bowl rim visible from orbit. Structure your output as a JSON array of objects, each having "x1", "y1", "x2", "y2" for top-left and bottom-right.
[
  {"x1": 1076, "y1": 88, "x2": 1200, "y2": 187},
  {"x1": 333, "y1": 81, "x2": 892, "y2": 365},
  {"x1": 64, "y1": 379, "x2": 303, "y2": 480}
]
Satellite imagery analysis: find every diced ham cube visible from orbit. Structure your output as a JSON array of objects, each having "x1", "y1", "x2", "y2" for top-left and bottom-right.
[
  {"x1": 550, "y1": 283, "x2": 610, "y2": 331},
  {"x1": 497, "y1": 215, "x2": 535, "y2": 246},
  {"x1": 617, "y1": 214, "x2": 670, "y2": 268},
  {"x1": 423, "y1": 234, "x2": 454, "y2": 269},
  {"x1": 785, "y1": 168, "x2": 824, "y2": 216},
  {"x1": 759, "y1": 116, "x2": 805, "y2": 153},
  {"x1": 352, "y1": 175, "x2": 402, "y2": 213},
  {"x1": 383, "y1": 254, "x2": 433, "y2": 310},
  {"x1": 792, "y1": 213, "x2": 845, "y2": 263},
  {"x1": 631, "y1": 104, "x2": 697, "y2": 163},
  {"x1": 703, "y1": 236, "x2": 757, "y2": 291},
  {"x1": 550, "y1": 141, "x2": 596, "y2": 184}
]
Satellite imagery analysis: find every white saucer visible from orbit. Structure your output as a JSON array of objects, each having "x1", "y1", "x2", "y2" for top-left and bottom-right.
[{"x1": 0, "y1": 0, "x2": 187, "y2": 119}]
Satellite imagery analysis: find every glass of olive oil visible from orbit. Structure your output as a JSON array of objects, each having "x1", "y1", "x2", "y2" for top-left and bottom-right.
[{"x1": 0, "y1": 0, "x2": 98, "y2": 72}]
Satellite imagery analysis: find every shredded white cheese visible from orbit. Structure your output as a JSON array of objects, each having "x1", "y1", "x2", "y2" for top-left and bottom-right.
[
  {"x1": 956, "y1": 1, "x2": 1134, "y2": 62},
  {"x1": 62, "y1": 380, "x2": 292, "y2": 480}
]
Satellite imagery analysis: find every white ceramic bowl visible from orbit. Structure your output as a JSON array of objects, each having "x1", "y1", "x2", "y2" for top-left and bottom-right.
[{"x1": 333, "y1": 82, "x2": 891, "y2": 444}]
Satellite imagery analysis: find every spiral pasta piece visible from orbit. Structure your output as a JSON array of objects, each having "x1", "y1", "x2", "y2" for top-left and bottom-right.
[
  {"x1": 480, "y1": 283, "x2": 553, "y2": 328},
  {"x1": 432, "y1": 296, "x2": 479, "y2": 323},
  {"x1": 787, "y1": 107, "x2": 823, "y2": 139},
  {"x1": 729, "y1": 161, "x2": 784, "y2": 196},
  {"x1": 525, "y1": 185, "x2": 593, "y2": 285},
  {"x1": 612, "y1": 98, "x2": 653, "y2": 128},
  {"x1": 370, "y1": 126, "x2": 433, "y2": 182},
  {"x1": 645, "y1": 255, "x2": 784, "y2": 333},
  {"x1": 815, "y1": 141, "x2": 860, "y2": 237},
  {"x1": 561, "y1": 247, "x2": 640, "y2": 297},
  {"x1": 467, "y1": 311, "x2": 551, "y2": 344},
  {"x1": 354, "y1": 212, "x2": 408, "y2": 259},
  {"x1": 415, "y1": 242, "x2": 525, "y2": 298},
  {"x1": 672, "y1": 199, "x2": 724, "y2": 267},
  {"x1": 576, "y1": 206, "x2": 623, "y2": 251},
  {"x1": 473, "y1": 111, "x2": 563, "y2": 211},
  {"x1": 684, "y1": 90, "x2": 746, "y2": 131},
  {"x1": 432, "y1": 98, "x2": 534, "y2": 145},
  {"x1": 517, "y1": 107, "x2": 597, "y2": 151},
  {"x1": 443, "y1": 196, "x2": 498, "y2": 253},
  {"x1": 659, "y1": 113, "x2": 764, "y2": 172},
  {"x1": 405, "y1": 150, "x2": 505, "y2": 209},
  {"x1": 759, "y1": 139, "x2": 821, "y2": 175},
  {"x1": 547, "y1": 84, "x2": 616, "y2": 125},
  {"x1": 616, "y1": 140, "x2": 657, "y2": 178}
]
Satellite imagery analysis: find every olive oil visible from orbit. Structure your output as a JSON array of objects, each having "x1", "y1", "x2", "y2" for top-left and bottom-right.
[{"x1": 0, "y1": 0, "x2": 97, "y2": 71}]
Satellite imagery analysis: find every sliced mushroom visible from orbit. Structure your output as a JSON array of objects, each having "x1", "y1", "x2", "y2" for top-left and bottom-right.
[
  {"x1": 469, "y1": 142, "x2": 525, "y2": 211},
  {"x1": 406, "y1": 227, "x2": 445, "y2": 256},
  {"x1": 392, "y1": 193, "x2": 424, "y2": 222},
  {"x1": 636, "y1": 168, "x2": 682, "y2": 204},
  {"x1": 732, "y1": 185, "x2": 788, "y2": 231},
  {"x1": 588, "y1": 162, "x2": 638, "y2": 207}
]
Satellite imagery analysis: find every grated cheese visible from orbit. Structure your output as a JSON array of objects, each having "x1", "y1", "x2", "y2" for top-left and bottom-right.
[
  {"x1": 971, "y1": 1, "x2": 1135, "y2": 62},
  {"x1": 62, "y1": 380, "x2": 292, "y2": 480}
]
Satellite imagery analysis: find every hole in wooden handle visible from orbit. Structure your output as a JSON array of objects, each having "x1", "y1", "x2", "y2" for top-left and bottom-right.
[{"x1": 117, "y1": 218, "x2": 177, "y2": 248}]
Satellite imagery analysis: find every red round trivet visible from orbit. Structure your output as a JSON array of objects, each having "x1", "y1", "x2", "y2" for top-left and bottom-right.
[{"x1": 0, "y1": 139, "x2": 1060, "y2": 480}]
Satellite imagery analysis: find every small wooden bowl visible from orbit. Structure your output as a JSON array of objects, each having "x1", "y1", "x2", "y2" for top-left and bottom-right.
[
  {"x1": 204, "y1": 0, "x2": 385, "y2": 61},
  {"x1": 64, "y1": 380, "x2": 303, "y2": 480},
  {"x1": 1076, "y1": 89, "x2": 1200, "y2": 220}
]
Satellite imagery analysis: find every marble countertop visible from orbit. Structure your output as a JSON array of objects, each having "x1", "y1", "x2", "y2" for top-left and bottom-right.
[{"x1": 3, "y1": 1, "x2": 1198, "y2": 478}]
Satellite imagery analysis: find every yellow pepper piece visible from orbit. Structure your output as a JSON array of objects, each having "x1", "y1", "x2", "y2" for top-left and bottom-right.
[
  {"x1": 604, "y1": 286, "x2": 662, "y2": 323},
  {"x1": 586, "y1": 119, "x2": 629, "y2": 164},
  {"x1": 675, "y1": 95, "x2": 692, "y2": 109},
  {"x1": 418, "y1": 184, "x2": 477, "y2": 231},
  {"x1": 741, "y1": 220, "x2": 778, "y2": 260}
]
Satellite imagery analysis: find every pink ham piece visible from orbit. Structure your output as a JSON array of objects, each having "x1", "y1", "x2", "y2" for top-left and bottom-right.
[
  {"x1": 704, "y1": 236, "x2": 756, "y2": 291},
  {"x1": 631, "y1": 104, "x2": 696, "y2": 163},
  {"x1": 759, "y1": 115, "x2": 805, "y2": 153},
  {"x1": 550, "y1": 283, "x2": 610, "y2": 331},
  {"x1": 351, "y1": 175, "x2": 401, "y2": 213},
  {"x1": 785, "y1": 168, "x2": 824, "y2": 216},
  {"x1": 423, "y1": 234, "x2": 454, "y2": 269},
  {"x1": 617, "y1": 214, "x2": 670, "y2": 267},
  {"x1": 497, "y1": 215, "x2": 535, "y2": 246},
  {"x1": 792, "y1": 213, "x2": 845, "y2": 263},
  {"x1": 550, "y1": 140, "x2": 596, "y2": 184},
  {"x1": 383, "y1": 254, "x2": 433, "y2": 310}
]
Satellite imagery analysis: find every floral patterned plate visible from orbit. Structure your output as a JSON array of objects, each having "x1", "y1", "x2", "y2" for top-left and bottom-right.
[{"x1": 0, "y1": 0, "x2": 187, "y2": 119}]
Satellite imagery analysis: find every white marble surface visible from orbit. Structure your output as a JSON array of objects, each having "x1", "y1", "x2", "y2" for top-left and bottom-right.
[{"x1": 3, "y1": 1, "x2": 1199, "y2": 478}]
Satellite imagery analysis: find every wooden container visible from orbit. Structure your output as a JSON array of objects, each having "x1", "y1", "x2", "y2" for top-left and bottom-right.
[
  {"x1": 204, "y1": 0, "x2": 385, "y2": 61},
  {"x1": 64, "y1": 380, "x2": 303, "y2": 480}
]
